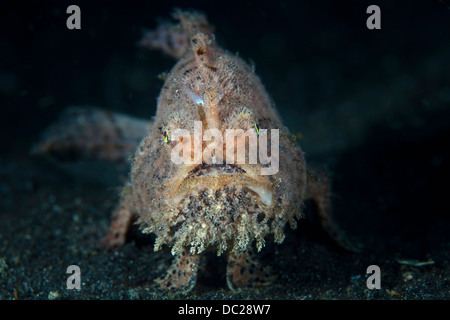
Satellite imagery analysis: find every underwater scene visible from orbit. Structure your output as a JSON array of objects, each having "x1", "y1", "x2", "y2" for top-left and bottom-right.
[{"x1": 0, "y1": 0, "x2": 449, "y2": 302}]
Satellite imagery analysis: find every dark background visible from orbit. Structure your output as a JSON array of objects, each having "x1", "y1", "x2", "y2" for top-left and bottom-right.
[{"x1": 0, "y1": 0, "x2": 449, "y2": 299}]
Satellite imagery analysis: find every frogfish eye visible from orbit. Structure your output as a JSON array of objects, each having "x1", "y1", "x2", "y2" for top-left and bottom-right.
[{"x1": 254, "y1": 123, "x2": 260, "y2": 135}]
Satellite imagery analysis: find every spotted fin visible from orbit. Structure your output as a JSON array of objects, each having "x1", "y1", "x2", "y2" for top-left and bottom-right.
[
  {"x1": 154, "y1": 247, "x2": 201, "y2": 293},
  {"x1": 32, "y1": 106, "x2": 152, "y2": 163},
  {"x1": 226, "y1": 247, "x2": 275, "y2": 291},
  {"x1": 100, "y1": 186, "x2": 137, "y2": 250}
]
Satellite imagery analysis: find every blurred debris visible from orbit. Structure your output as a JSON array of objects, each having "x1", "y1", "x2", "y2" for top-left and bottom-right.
[{"x1": 395, "y1": 258, "x2": 435, "y2": 267}]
